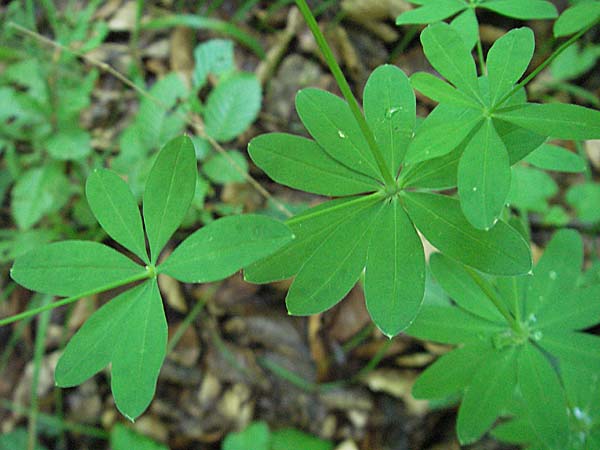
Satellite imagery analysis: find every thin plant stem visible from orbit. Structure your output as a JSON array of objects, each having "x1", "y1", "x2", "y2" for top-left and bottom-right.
[
  {"x1": 166, "y1": 297, "x2": 208, "y2": 354},
  {"x1": 294, "y1": 0, "x2": 396, "y2": 188},
  {"x1": 0, "y1": 270, "x2": 152, "y2": 327},
  {"x1": 475, "y1": 32, "x2": 487, "y2": 76},
  {"x1": 492, "y1": 19, "x2": 600, "y2": 111},
  {"x1": 351, "y1": 338, "x2": 393, "y2": 382},
  {"x1": 7, "y1": 22, "x2": 293, "y2": 219},
  {"x1": 341, "y1": 322, "x2": 376, "y2": 353},
  {"x1": 511, "y1": 278, "x2": 521, "y2": 323}
]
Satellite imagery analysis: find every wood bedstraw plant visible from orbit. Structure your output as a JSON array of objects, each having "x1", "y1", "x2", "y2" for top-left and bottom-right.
[
  {"x1": 408, "y1": 229, "x2": 600, "y2": 448},
  {"x1": 4, "y1": 135, "x2": 294, "y2": 421}
]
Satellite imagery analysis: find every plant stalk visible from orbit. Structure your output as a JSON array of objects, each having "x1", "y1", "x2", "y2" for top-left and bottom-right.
[
  {"x1": 294, "y1": 0, "x2": 396, "y2": 187},
  {"x1": 0, "y1": 270, "x2": 152, "y2": 327}
]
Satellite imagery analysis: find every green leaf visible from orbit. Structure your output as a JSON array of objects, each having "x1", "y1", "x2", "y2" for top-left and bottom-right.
[
  {"x1": 244, "y1": 196, "x2": 380, "y2": 283},
  {"x1": 410, "y1": 72, "x2": 480, "y2": 108},
  {"x1": 495, "y1": 103, "x2": 600, "y2": 140},
  {"x1": 204, "y1": 73, "x2": 262, "y2": 142},
  {"x1": 480, "y1": 0, "x2": 558, "y2": 19},
  {"x1": 487, "y1": 28, "x2": 535, "y2": 107},
  {"x1": 554, "y1": 2, "x2": 600, "y2": 37},
  {"x1": 295, "y1": 88, "x2": 381, "y2": 181},
  {"x1": 429, "y1": 253, "x2": 504, "y2": 321},
  {"x1": 223, "y1": 422, "x2": 270, "y2": 450},
  {"x1": 538, "y1": 284, "x2": 600, "y2": 331},
  {"x1": 507, "y1": 165, "x2": 557, "y2": 212},
  {"x1": 402, "y1": 192, "x2": 531, "y2": 275},
  {"x1": 365, "y1": 198, "x2": 425, "y2": 337},
  {"x1": 248, "y1": 133, "x2": 379, "y2": 196},
  {"x1": 450, "y1": 8, "x2": 479, "y2": 50},
  {"x1": 46, "y1": 127, "x2": 92, "y2": 160},
  {"x1": 420, "y1": 22, "x2": 483, "y2": 103},
  {"x1": 271, "y1": 428, "x2": 333, "y2": 450},
  {"x1": 406, "y1": 304, "x2": 504, "y2": 344},
  {"x1": 11, "y1": 241, "x2": 144, "y2": 297},
  {"x1": 55, "y1": 283, "x2": 147, "y2": 387},
  {"x1": 566, "y1": 182, "x2": 600, "y2": 223},
  {"x1": 86, "y1": 169, "x2": 148, "y2": 263},
  {"x1": 401, "y1": 143, "x2": 461, "y2": 190},
  {"x1": 404, "y1": 104, "x2": 482, "y2": 164},
  {"x1": 456, "y1": 348, "x2": 517, "y2": 444},
  {"x1": 0, "y1": 429, "x2": 48, "y2": 450},
  {"x1": 202, "y1": 150, "x2": 248, "y2": 184},
  {"x1": 493, "y1": 119, "x2": 546, "y2": 164},
  {"x1": 412, "y1": 342, "x2": 494, "y2": 399},
  {"x1": 396, "y1": 0, "x2": 466, "y2": 25},
  {"x1": 458, "y1": 119, "x2": 511, "y2": 230},
  {"x1": 524, "y1": 144, "x2": 586, "y2": 173},
  {"x1": 539, "y1": 331, "x2": 600, "y2": 373},
  {"x1": 550, "y1": 43, "x2": 600, "y2": 82},
  {"x1": 517, "y1": 344, "x2": 569, "y2": 449},
  {"x1": 363, "y1": 64, "x2": 415, "y2": 173},
  {"x1": 525, "y1": 229, "x2": 582, "y2": 317},
  {"x1": 111, "y1": 423, "x2": 168, "y2": 450},
  {"x1": 159, "y1": 215, "x2": 293, "y2": 282},
  {"x1": 286, "y1": 201, "x2": 382, "y2": 315},
  {"x1": 111, "y1": 279, "x2": 167, "y2": 421},
  {"x1": 192, "y1": 38, "x2": 234, "y2": 88},
  {"x1": 143, "y1": 135, "x2": 197, "y2": 263}
]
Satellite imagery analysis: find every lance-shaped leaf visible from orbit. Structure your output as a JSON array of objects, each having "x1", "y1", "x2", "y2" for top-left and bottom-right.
[
  {"x1": 286, "y1": 201, "x2": 382, "y2": 316},
  {"x1": 86, "y1": 169, "x2": 148, "y2": 263},
  {"x1": 524, "y1": 144, "x2": 586, "y2": 173},
  {"x1": 10, "y1": 241, "x2": 144, "y2": 297},
  {"x1": 480, "y1": 0, "x2": 558, "y2": 19},
  {"x1": 495, "y1": 103, "x2": 600, "y2": 140},
  {"x1": 525, "y1": 229, "x2": 582, "y2": 316},
  {"x1": 450, "y1": 8, "x2": 479, "y2": 50},
  {"x1": 487, "y1": 27, "x2": 535, "y2": 107},
  {"x1": 244, "y1": 196, "x2": 381, "y2": 283},
  {"x1": 401, "y1": 192, "x2": 531, "y2": 275},
  {"x1": 111, "y1": 279, "x2": 167, "y2": 421},
  {"x1": 404, "y1": 104, "x2": 482, "y2": 164},
  {"x1": 457, "y1": 119, "x2": 511, "y2": 230},
  {"x1": 410, "y1": 72, "x2": 481, "y2": 109},
  {"x1": 401, "y1": 144, "x2": 462, "y2": 190},
  {"x1": 396, "y1": 0, "x2": 466, "y2": 25},
  {"x1": 364, "y1": 198, "x2": 425, "y2": 337},
  {"x1": 457, "y1": 348, "x2": 518, "y2": 444},
  {"x1": 537, "y1": 284, "x2": 600, "y2": 331},
  {"x1": 412, "y1": 341, "x2": 495, "y2": 400},
  {"x1": 494, "y1": 119, "x2": 546, "y2": 164},
  {"x1": 539, "y1": 332, "x2": 600, "y2": 373},
  {"x1": 295, "y1": 88, "x2": 382, "y2": 181},
  {"x1": 429, "y1": 253, "x2": 504, "y2": 321},
  {"x1": 158, "y1": 215, "x2": 294, "y2": 283},
  {"x1": 420, "y1": 22, "x2": 483, "y2": 103},
  {"x1": 55, "y1": 283, "x2": 148, "y2": 387},
  {"x1": 554, "y1": 2, "x2": 600, "y2": 37},
  {"x1": 143, "y1": 135, "x2": 197, "y2": 263},
  {"x1": 363, "y1": 64, "x2": 415, "y2": 173},
  {"x1": 248, "y1": 133, "x2": 379, "y2": 196}
]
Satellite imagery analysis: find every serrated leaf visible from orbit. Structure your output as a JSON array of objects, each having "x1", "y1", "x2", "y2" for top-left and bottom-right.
[
  {"x1": 286, "y1": 201, "x2": 382, "y2": 315},
  {"x1": 55, "y1": 283, "x2": 147, "y2": 387},
  {"x1": 495, "y1": 103, "x2": 600, "y2": 140},
  {"x1": 143, "y1": 136, "x2": 197, "y2": 263},
  {"x1": 525, "y1": 229, "x2": 582, "y2": 317},
  {"x1": 450, "y1": 8, "x2": 479, "y2": 50},
  {"x1": 480, "y1": 0, "x2": 558, "y2": 19},
  {"x1": 192, "y1": 39, "x2": 234, "y2": 88},
  {"x1": 159, "y1": 215, "x2": 293, "y2": 282},
  {"x1": 456, "y1": 348, "x2": 517, "y2": 444},
  {"x1": 554, "y1": 2, "x2": 600, "y2": 37},
  {"x1": 410, "y1": 72, "x2": 480, "y2": 109},
  {"x1": 295, "y1": 88, "x2": 382, "y2": 180},
  {"x1": 401, "y1": 192, "x2": 531, "y2": 275},
  {"x1": 413, "y1": 342, "x2": 494, "y2": 399},
  {"x1": 111, "y1": 279, "x2": 166, "y2": 421},
  {"x1": 524, "y1": 144, "x2": 586, "y2": 173},
  {"x1": 420, "y1": 22, "x2": 483, "y2": 103},
  {"x1": 248, "y1": 133, "x2": 379, "y2": 196},
  {"x1": 404, "y1": 104, "x2": 482, "y2": 164},
  {"x1": 204, "y1": 73, "x2": 261, "y2": 142},
  {"x1": 363, "y1": 64, "x2": 415, "y2": 173},
  {"x1": 487, "y1": 27, "x2": 535, "y2": 107},
  {"x1": 86, "y1": 169, "x2": 148, "y2": 263},
  {"x1": 396, "y1": 0, "x2": 466, "y2": 25},
  {"x1": 365, "y1": 198, "x2": 425, "y2": 337},
  {"x1": 11, "y1": 241, "x2": 144, "y2": 297},
  {"x1": 244, "y1": 196, "x2": 380, "y2": 283},
  {"x1": 458, "y1": 119, "x2": 511, "y2": 230},
  {"x1": 430, "y1": 253, "x2": 504, "y2": 321}
]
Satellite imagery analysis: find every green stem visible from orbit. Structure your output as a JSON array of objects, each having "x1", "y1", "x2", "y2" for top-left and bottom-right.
[
  {"x1": 511, "y1": 278, "x2": 521, "y2": 323},
  {"x1": 464, "y1": 267, "x2": 518, "y2": 330},
  {"x1": 166, "y1": 296, "x2": 208, "y2": 354},
  {"x1": 492, "y1": 19, "x2": 600, "y2": 111},
  {"x1": 351, "y1": 338, "x2": 393, "y2": 382},
  {"x1": 294, "y1": 0, "x2": 396, "y2": 187},
  {"x1": 475, "y1": 30, "x2": 487, "y2": 76},
  {"x1": 0, "y1": 270, "x2": 153, "y2": 327}
]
